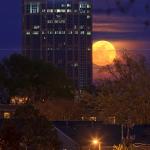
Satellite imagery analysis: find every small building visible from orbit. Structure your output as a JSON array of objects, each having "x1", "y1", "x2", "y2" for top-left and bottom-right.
[{"x1": 0, "y1": 104, "x2": 18, "y2": 119}]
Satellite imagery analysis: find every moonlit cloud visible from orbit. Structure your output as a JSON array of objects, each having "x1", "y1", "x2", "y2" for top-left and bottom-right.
[
  {"x1": 93, "y1": 22, "x2": 144, "y2": 33},
  {"x1": 93, "y1": 13, "x2": 150, "y2": 51},
  {"x1": 92, "y1": 0, "x2": 150, "y2": 79},
  {"x1": 93, "y1": 13, "x2": 149, "y2": 34},
  {"x1": 93, "y1": 0, "x2": 150, "y2": 52}
]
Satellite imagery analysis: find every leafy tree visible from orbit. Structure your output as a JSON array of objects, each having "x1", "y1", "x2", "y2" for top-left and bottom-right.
[
  {"x1": 0, "y1": 104, "x2": 61, "y2": 150},
  {"x1": 97, "y1": 54, "x2": 150, "y2": 123},
  {"x1": 1, "y1": 54, "x2": 74, "y2": 102},
  {"x1": 87, "y1": 52, "x2": 150, "y2": 124},
  {"x1": 79, "y1": 91, "x2": 98, "y2": 118},
  {"x1": 34, "y1": 99, "x2": 84, "y2": 120},
  {"x1": 0, "y1": 121, "x2": 23, "y2": 150}
]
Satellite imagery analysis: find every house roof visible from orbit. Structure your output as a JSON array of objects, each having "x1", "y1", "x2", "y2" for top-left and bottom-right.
[
  {"x1": 0, "y1": 104, "x2": 18, "y2": 112},
  {"x1": 53, "y1": 121, "x2": 122, "y2": 146}
]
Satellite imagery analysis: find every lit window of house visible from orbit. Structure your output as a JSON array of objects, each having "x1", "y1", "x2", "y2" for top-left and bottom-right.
[{"x1": 4, "y1": 112, "x2": 11, "y2": 119}]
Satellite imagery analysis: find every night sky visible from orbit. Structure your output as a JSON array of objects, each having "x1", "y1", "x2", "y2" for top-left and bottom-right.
[{"x1": 0, "y1": 0, "x2": 150, "y2": 59}]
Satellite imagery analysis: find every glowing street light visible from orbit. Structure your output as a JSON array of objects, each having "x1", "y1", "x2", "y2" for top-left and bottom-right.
[
  {"x1": 92, "y1": 138, "x2": 101, "y2": 150},
  {"x1": 93, "y1": 139, "x2": 99, "y2": 145}
]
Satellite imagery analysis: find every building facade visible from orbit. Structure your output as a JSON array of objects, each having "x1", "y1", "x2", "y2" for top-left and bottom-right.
[{"x1": 22, "y1": 0, "x2": 92, "y2": 89}]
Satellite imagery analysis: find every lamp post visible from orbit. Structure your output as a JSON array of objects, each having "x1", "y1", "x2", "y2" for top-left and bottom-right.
[{"x1": 92, "y1": 138, "x2": 101, "y2": 150}]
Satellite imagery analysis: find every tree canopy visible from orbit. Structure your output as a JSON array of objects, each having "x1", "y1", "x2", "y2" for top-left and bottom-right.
[
  {"x1": 0, "y1": 54, "x2": 74, "y2": 102},
  {"x1": 81, "y1": 53, "x2": 150, "y2": 124},
  {"x1": 0, "y1": 104, "x2": 61, "y2": 150}
]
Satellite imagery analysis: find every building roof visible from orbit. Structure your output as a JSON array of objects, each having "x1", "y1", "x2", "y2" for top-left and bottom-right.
[
  {"x1": 0, "y1": 104, "x2": 18, "y2": 112},
  {"x1": 53, "y1": 121, "x2": 122, "y2": 146}
]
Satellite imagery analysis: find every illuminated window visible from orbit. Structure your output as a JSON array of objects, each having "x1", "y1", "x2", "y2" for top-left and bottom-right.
[
  {"x1": 42, "y1": 31, "x2": 45, "y2": 35},
  {"x1": 60, "y1": 20, "x2": 65, "y2": 23},
  {"x1": 61, "y1": 4, "x2": 65, "y2": 8},
  {"x1": 80, "y1": 25, "x2": 84, "y2": 29},
  {"x1": 26, "y1": 31, "x2": 30, "y2": 35},
  {"x1": 87, "y1": 15, "x2": 91, "y2": 19},
  {"x1": 4, "y1": 112, "x2": 11, "y2": 119},
  {"x1": 56, "y1": 9, "x2": 61, "y2": 13},
  {"x1": 80, "y1": 31, "x2": 85, "y2": 35},
  {"x1": 55, "y1": 9, "x2": 66, "y2": 13},
  {"x1": 67, "y1": 9, "x2": 71, "y2": 13},
  {"x1": 47, "y1": 9, "x2": 53, "y2": 13},
  {"x1": 29, "y1": 2, "x2": 40, "y2": 14},
  {"x1": 33, "y1": 25, "x2": 40, "y2": 29},
  {"x1": 73, "y1": 63, "x2": 78, "y2": 67},
  {"x1": 48, "y1": 31, "x2": 53, "y2": 34},
  {"x1": 42, "y1": 9, "x2": 46, "y2": 13},
  {"x1": 75, "y1": 31, "x2": 78, "y2": 34},
  {"x1": 61, "y1": 9, "x2": 66, "y2": 13},
  {"x1": 33, "y1": 31, "x2": 39, "y2": 35},
  {"x1": 89, "y1": 116, "x2": 96, "y2": 121},
  {"x1": 74, "y1": 25, "x2": 77, "y2": 29},
  {"x1": 87, "y1": 4, "x2": 91, "y2": 8},
  {"x1": 80, "y1": 3, "x2": 91, "y2": 9},
  {"x1": 67, "y1": 3, "x2": 71, "y2": 7},
  {"x1": 79, "y1": 3, "x2": 87, "y2": 9},
  {"x1": 68, "y1": 31, "x2": 73, "y2": 34},
  {"x1": 54, "y1": 20, "x2": 59, "y2": 23},
  {"x1": 87, "y1": 31, "x2": 91, "y2": 35},
  {"x1": 47, "y1": 20, "x2": 53, "y2": 24}
]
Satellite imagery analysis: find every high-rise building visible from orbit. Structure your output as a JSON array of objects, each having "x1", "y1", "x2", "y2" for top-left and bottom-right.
[{"x1": 22, "y1": 0, "x2": 92, "y2": 89}]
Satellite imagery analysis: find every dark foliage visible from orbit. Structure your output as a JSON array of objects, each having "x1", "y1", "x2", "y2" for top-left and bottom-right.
[
  {"x1": 0, "y1": 104, "x2": 61, "y2": 150},
  {"x1": 0, "y1": 54, "x2": 74, "y2": 102}
]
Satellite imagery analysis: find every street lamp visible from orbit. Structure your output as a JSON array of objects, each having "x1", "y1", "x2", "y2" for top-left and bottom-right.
[{"x1": 92, "y1": 138, "x2": 101, "y2": 150}]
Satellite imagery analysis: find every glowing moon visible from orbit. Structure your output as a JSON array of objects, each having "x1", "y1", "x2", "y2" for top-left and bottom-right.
[{"x1": 93, "y1": 41, "x2": 116, "y2": 66}]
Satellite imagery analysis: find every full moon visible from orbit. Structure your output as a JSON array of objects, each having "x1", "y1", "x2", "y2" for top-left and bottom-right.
[{"x1": 93, "y1": 41, "x2": 116, "y2": 66}]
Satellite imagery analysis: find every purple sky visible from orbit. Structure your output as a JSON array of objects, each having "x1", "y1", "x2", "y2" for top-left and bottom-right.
[
  {"x1": 0, "y1": 0, "x2": 150, "y2": 58},
  {"x1": 93, "y1": 0, "x2": 150, "y2": 51}
]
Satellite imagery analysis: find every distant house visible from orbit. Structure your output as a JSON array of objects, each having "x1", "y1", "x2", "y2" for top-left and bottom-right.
[{"x1": 0, "y1": 104, "x2": 18, "y2": 119}]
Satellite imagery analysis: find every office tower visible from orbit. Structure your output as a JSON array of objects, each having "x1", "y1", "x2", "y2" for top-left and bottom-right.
[{"x1": 22, "y1": 0, "x2": 92, "y2": 89}]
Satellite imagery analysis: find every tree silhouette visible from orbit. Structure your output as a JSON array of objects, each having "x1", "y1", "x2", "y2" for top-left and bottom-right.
[
  {"x1": 86, "y1": 52, "x2": 150, "y2": 124},
  {"x1": 0, "y1": 54, "x2": 74, "y2": 102},
  {"x1": 0, "y1": 104, "x2": 61, "y2": 150}
]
